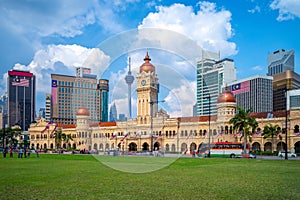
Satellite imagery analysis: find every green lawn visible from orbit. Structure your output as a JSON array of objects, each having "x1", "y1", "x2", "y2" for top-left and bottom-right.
[{"x1": 0, "y1": 154, "x2": 299, "y2": 200}]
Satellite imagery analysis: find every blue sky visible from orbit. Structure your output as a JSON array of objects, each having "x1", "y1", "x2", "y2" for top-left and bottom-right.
[{"x1": 0, "y1": 0, "x2": 299, "y2": 118}]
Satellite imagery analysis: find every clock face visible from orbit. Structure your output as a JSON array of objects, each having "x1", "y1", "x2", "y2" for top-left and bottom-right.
[{"x1": 141, "y1": 80, "x2": 146, "y2": 86}]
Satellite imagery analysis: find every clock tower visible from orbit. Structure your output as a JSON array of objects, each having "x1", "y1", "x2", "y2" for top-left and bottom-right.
[{"x1": 136, "y1": 52, "x2": 159, "y2": 124}]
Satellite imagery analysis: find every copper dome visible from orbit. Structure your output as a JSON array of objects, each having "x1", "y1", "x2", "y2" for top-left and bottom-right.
[
  {"x1": 140, "y1": 52, "x2": 155, "y2": 73},
  {"x1": 76, "y1": 107, "x2": 90, "y2": 116},
  {"x1": 217, "y1": 88, "x2": 236, "y2": 103}
]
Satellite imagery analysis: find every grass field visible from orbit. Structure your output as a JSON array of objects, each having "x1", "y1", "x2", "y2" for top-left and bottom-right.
[{"x1": 0, "y1": 154, "x2": 300, "y2": 200}]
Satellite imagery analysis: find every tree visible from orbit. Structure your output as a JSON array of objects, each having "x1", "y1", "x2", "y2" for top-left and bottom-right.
[
  {"x1": 63, "y1": 134, "x2": 73, "y2": 149},
  {"x1": 262, "y1": 124, "x2": 281, "y2": 153},
  {"x1": 53, "y1": 129, "x2": 73, "y2": 150},
  {"x1": 53, "y1": 129, "x2": 64, "y2": 149},
  {"x1": 229, "y1": 106, "x2": 258, "y2": 154},
  {"x1": 0, "y1": 126, "x2": 21, "y2": 149}
]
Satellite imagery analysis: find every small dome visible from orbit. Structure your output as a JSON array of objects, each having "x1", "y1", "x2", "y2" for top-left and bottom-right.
[
  {"x1": 140, "y1": 52, "x2": 155, "y2": 73},
  {"x1": 76, "y1": 107, "x2": 90, "y2": 116},
  {"x1": 217, "y1": 88, "x2": 236, "y2": 103}
]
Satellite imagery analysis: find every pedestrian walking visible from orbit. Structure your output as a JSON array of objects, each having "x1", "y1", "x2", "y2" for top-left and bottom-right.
[
  {"x1": 19, "y1": 148, "x2": 23, "y2": 158},
  {"x1": 9, "y1": 147, "x2": 13, "y2": 158},
  {"x1": 24, "y1": 148, "x2": 27, "y2": 158},
  {"x1": 3, "y1": 147, "x2": 7, "y2": 158},
  {"x1": 28, "y1": 149, "x2": 31, "y2": 158},
  {"x1": 35, "y1": 149, "x2": 39, "y2": 158}
]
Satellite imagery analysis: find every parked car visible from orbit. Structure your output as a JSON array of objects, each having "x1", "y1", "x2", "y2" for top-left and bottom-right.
[
  {"x1": 278, "y1": 151, "x2": 297, "y2": 158},
  {"x1": 249, "y1": 153, "x2": 256, "y2": 159},
  {"x1": 236, "y1": 153, "x2": 256, "y2": 159}
]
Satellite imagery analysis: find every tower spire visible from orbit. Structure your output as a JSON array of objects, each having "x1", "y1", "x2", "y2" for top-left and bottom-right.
[{"x1": 125, "y1": 56, "x2": 135, "y2": 119}]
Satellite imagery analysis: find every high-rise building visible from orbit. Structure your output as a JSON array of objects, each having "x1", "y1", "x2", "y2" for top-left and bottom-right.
[
  {"x1": 7, "y1": 70, "x2": 36, "y2": 131},
  {"x1": 51, "y1": 67, "x2": 109, "y2": 124},
  {"x1": 109, "y1": 102, "x2": 117, "y2": 122},
  {"x1": 196, "y1": 50, "x2": 236, "y2": 116},
  {"x1": 287, "y1": 89, "x2": 300, "y2": 110},
  {"x1": 45, "y1": 93, "x2": 51, "y2": 122},
  {"x1": 0, "y1": 94, "x2": 8, "y2": 129},
  {"x1": 227, "y1": 75, "x2": 273, "y2": 113},
  {"x1": 273, "y1": 70, "x2": 300, "y2": 111},
  {"x1": 125, "y1": 57, "x2": 134, "y2": 119},
  {"x1": 38, "y1": 108, "x2": 46, "y2": 118},
  {"x1": 118, "y1": 114, "x2": 127, "y2": 121},
  {"x1": 99, "y1": 79, "x2": 109, "y2": 122},
  {"x1": 267, "y1": 49, "x2": 294, "y2": 76}
]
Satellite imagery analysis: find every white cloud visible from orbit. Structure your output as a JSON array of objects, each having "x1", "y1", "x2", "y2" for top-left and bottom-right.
[
  {"x1": 270, "y1": 0, "x2": 300, "y2": 21},
  {"x1": 9, "y1": 44, "x2": 110, "y2": 94},
  {"x1": 248, "y1": 5, "x2": 261, "y2": 14},
  {"x1": 138, "y1": 2, "x2": 237, "y2": 56},
  {"x1": 251, "y1": 65, "x2": 263, "y2": 71},
  {"x1": 164, "y1": 81, "x2": 196, "y2": 117}
]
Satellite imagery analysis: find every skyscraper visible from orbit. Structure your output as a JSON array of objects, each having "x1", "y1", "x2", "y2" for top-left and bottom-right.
[
  {"x1": 99, "y1": 79, "x2": 109, "y2": 122},
  {"x1": 125, "y1": 57, "x2": 134, "y2": 119},
  {"x1": 109, "y1": 102, "x2": 117, "y2": 122},
  {"x1": 273, "y1": 70, "x2": 300, "y2": 111},
  {"x1": 45, "y1": 93, "x2": 51, "y2": 122},
  {"x1": 287, "y1": 89, "x2": 300, "y2": 110},
  {"x1": 0, "y1": 94, "x2": 8, "y2": 129},
  {"x1": 196, "y1": 50, "x2": 236, "y2": 116},
  {"x1": 38, "y1": 108, "x2": 46, "y2": 118},
  {"x1": 227, "y1": 75, "x2": 273, "y2": 113},
  {"x1": 267, "y1": 49, "x2": 294, "y2": 76},
  {"x1": 7, "y1": 70, "x2": 36, "y2": 131},
  {"x1": 51, "y1": 67, "x2": 109, "y2": 124}
]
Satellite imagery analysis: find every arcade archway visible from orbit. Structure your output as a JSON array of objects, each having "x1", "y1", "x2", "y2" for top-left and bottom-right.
[
  {"x1": 190, "y1": 142, "x2": 197, "y2": 152},
  {"x1": 142, "y1": 142, "x2": 149, "y2": 151},
  {"x1": 277, "y1": 142, "x2": 286, "y2": 152},
  {"x1": 129, "y1": 142, "x2": 137, "y2": 151},
  {"x1": 154, "y1": 142, "x2": 160, "y2": 151},
  {"x1": 252, "y1": 142, "x2": 261, "y2": 151},
  {"x1": 264, "y1": 142, "x2": 272, "y2": 152},
  {"x1": 295, "y1": 141, "x2": 300, "y2": 153}
]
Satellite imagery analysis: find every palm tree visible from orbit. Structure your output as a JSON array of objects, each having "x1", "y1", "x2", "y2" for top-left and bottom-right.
[
  {"x1": 53, "y1": 129, "x2": 64, "y2": 149},
  {"x1": 262, "y1": 124, "x2": 281, "y2": 153},
  {"x1": 63, "y1": 134, "x2": 73, "y2": 149},
  {"x1": 229, "y1": 106, "x2": 258, "y2": 154}
]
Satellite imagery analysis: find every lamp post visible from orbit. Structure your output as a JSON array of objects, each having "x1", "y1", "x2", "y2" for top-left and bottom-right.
[
  {"x1": 150, "y1": 100, "x2": 165, "y2": 153},
  {"x1": 285, "y1": 88, "x2": 289, "y2": 160},
  {"x1": 138, "y1": 131, "x2": 141, "y2": 152},
  {"x1": 208, "y1": 95, "x2": 211, "y2": 158},
  {"x1": 204, "y1": 94, "x2": 211, "y2": 157}
]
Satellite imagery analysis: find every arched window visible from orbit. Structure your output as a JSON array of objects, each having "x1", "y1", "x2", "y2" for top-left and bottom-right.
[
  {"x1": 171, "y1": 144, "x2": 176, "y2": 152},
  {"x1": 94, "y1": 143, "x2": 98, "y2": 150},
  {"x1": 165, "y1": 144, "x2": 170, "y2": 152}
]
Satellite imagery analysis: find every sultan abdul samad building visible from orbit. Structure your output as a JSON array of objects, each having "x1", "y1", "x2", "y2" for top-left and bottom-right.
[{"x1": 29, "y1": 53, "x2": 300, "y2": 154}]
